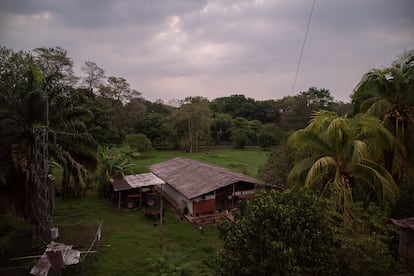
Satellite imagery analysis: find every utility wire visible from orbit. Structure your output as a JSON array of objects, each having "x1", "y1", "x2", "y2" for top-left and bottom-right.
[{"x1": 291, "y1": 0, "x2": 316, "y2": 95}]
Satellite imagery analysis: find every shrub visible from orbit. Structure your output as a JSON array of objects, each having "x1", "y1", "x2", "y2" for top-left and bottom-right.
[
  {"x1": 210, "y1": 188, "x2": 337, "y2": 275},
  {"x1": 123, "y1": 133, "x2": 154, "y2": 152}
]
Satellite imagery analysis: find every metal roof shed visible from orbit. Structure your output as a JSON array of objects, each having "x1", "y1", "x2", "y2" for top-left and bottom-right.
[{"x1": 110, "y1": 173, "x2": 165, "y2": 209}]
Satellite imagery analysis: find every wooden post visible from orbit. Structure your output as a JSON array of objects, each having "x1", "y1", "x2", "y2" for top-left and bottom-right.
[
  {"x1": 232, "y1": 183, "x2": 235, "y2": 208},
  {"x1": 118, "y1": 192, "x2": 121, "y2": 209},
  {"x1": 160, "y1": 184, "x2": 163, "y2": 256}
]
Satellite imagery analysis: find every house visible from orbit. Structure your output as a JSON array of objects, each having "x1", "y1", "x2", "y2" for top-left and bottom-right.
[
  {"x1": 149, "y1": 157, "x2": 264, "y2": 218},
  {"x1": 391, "y1": 218, "x2": 414, "y2": 259}
]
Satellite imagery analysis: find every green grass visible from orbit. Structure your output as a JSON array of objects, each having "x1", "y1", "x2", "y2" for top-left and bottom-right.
[
  {"x1": 130, "y1": 148, "x2": 270, "y2": 177},
  {"x1": 53, "y1": 192, "x2": 221, "y2": 275},
  {"x1": 51, "y1": 148, "x2": 269, "y2": 275}
]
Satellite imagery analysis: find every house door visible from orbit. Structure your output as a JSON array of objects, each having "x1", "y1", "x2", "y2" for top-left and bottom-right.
[{"x1": 215, "y1": 185, "x2": 234, "y2": 211}]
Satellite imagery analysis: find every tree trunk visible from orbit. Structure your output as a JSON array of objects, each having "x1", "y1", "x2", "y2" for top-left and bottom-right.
[{"x1": 188, "y1": 119, "x2": 193, "y2": 153}]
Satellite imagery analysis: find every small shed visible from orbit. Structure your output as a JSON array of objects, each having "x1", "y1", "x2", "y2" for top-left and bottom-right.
[
  {"x1": 150, "y1": 157, "x2": 264, "y2": 217},
  {"x1": 391, "y1": 217, "x2": 414, "y2": 259},
  {"x1": 110, "y1": 173, "x2": 165, "y2": 209}
]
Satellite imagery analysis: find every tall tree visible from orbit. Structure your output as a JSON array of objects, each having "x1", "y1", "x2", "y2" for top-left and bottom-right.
[
  {"x1": 352, "y1": 49, "x2": 414, "y2": 184},
  {"x1": 113, "y1": 97, "x2": 146, "y2": 134},
  {"x1": 81, "y1": 61, "x2": 106, "y2": 94},
  {"x1": 210, "y1": 113, "x2": 233, "y2": 145},
  {"x1": 287, "y1": 111, "x2": 398, "y2": 222},
  {"x1": 171, "y1": 96, "x2": 212, "y2": 152},
  {"x1": 33, "y1": 46, "x2": 78, "y2": 85},
  {"x1": 99, "y1": 76, "x2": 141, "y2": 105},
  {"x1": 138, "y1": 113, "x2": 168, "y2": 145},
  {"x1": 278, "y1": 87, "x2": 335, "y2": 131},
  {"x1": 0, "y1": 47, "x2": 97, "y2": 240}
]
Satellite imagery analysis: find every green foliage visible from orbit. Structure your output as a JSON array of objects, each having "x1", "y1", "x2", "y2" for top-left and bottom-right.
[
  {"x1": 145, "y1": 251, "x2": 193, "y2": 276},
  {"x1": 259, "y1": 141, "x2": 307, "y2": 188},
  {"x1": 230, "y1": 117, "x2": 259, "y2": 148},
  {"x1": 123, "y1": 133, "x2": 154, "y2": 152},
  {"x1": 96, "y1": 146, "x2": 134, "y2": 195},
  {"x1": 287, "y1": 111, "x2": 398, "y2": 222},
  {"x1": 209, "y1": 94, "x2": 259, "y2": 120},
  {"x1": 0, "y1": 47, "x2": 97, "y2": 239},
  {"x1": 352, "y1": 49, "x2": 414, "y2": 185},
  {"x1": 169, "y1": 96, "x2": 212, "y2": 152},
  {"x1": 76, "y1": 94, "x2": 123, "y2": 146},
  {"x1": 335, "y1": 203, "x2": 396, "y2": 275},
  {"x1": 210, "y1": 113, "x2": 233, "y2": 145},
  {"x1": 138, "y1": 112, "x2": 170, "y2": 145},
  {"x1": 0, "y1": 215, "x2": 31, "y2": 255},
  {"x1": 392, "y1": 175, "x2": 414, "y2": 218},
  {"x1": 278, "y1": 87, "x2": 336, "y2": 131},
  {"x1": 258, "y1": 123, "x2": 284, "y2": 148},
  {"x1": 144, "y1": 99, "x2": 175, "y2": 116},
  {"x1": 211, "y1": 188, "x2": 337, "y2": 275},
  {"x1": 113, "y1": 97, "x2": 146, "y2": 134}
]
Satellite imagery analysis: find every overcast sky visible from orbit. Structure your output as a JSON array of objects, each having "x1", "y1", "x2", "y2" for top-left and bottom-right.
[{"x1": 1, "y1": 0, "x2": 413, "y2": 103}]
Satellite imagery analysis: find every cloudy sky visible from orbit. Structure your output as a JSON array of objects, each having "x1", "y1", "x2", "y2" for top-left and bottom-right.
[{"x1": 1, "y1": 0, "x2": 413, "y2": 103}]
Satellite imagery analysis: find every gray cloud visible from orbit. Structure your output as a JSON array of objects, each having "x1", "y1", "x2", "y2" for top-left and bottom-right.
[{"x1": 1, "y1": 0, "x2": 413, "y2": 102}]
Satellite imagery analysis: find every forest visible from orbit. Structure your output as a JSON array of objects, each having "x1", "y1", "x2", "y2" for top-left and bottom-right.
[{"x1": 0, "y1": 46, "x2": 413, "y2": 275}]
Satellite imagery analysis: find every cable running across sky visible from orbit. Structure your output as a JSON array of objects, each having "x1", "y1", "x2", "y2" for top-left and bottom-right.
[{"x1": 290, "y1": 0, "x2": 316, "y2": 95}]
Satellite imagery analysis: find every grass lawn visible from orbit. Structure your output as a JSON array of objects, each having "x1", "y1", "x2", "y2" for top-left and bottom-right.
[
  {"x1": 130, "y1": 147, "x2": 270, "y2": 177},
  {"x1": 51, "y1": 148, "x2": 269, "y2": 275},
  {"x1": 53, "y1": 192, "x2": 221, "y2": 275}
]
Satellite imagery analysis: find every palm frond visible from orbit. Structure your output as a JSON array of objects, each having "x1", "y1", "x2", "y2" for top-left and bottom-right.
[
  {"x1": 287, "y1": 155, "x2": 323, "y2": 187},
  {"x1": 364, "y1": 98, "x2": 392, "y2": 119},
  {"x1": 305, "y1": 156, "x2": 337, "y2": 187},
  {"x1": 326, "y1": 117, "x2": 349, "y2": 150},
  {"x1": 356, "y1": 159, "x2": 398, "y2": 206},
  {"x1": 305, "y1": 110, "x2": 337, "y2": 133},
  {"x1": 351, "y1": 140, "x2": 369, "y2": 164}
]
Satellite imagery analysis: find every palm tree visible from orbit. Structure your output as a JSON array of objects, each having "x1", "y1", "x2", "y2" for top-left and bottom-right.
[
  {"x1": 352, "y1": 50, "x2": 414, "y2": 183},
  {"x1": 287, "y1": 111, "x2": 398, "y2": 222},
  {"x1": 0, "y1": 47, "x2": 97, "y2": 240}
]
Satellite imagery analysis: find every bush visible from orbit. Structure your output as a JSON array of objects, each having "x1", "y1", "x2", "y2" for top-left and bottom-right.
[
  {"x1": 210, "y1": 188, "x2": 337, "y2": 275},
  {"x1": 335, "y1": 202, "x2": 396, "y2": 275},
  {"x1": 123, "y1": 133, "x2": 154, "y2": 152}
]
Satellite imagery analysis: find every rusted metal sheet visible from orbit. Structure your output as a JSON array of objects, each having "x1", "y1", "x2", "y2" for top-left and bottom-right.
[
  {"x1": 110, "y1": 177, "x2": 131, "y2": 192},
  {"x1": 150, "y1": 157, "x2": 264, "y2": 199}
]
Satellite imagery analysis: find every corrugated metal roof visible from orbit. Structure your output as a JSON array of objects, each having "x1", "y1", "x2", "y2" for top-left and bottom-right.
[
  {"x1": 149, "y1": 157, "x2": 264, "y2": 199},
  {"x1": 391, "y1": 218, "x2": 414, "y2": 230},
  {"x1": 111, "y1": 173, "x2": 165, "y2": 192},
  {"x1": 124, "y1": 173, "x2": 165, "y2": 188},
  {"x1": 110, "y1": 177, "x2": 131, "y2": 192}
]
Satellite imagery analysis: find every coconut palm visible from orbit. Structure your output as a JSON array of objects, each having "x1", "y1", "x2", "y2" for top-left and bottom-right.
[
  {"x1": 352, "y1": 50, "x2": 414, "y2": 183},
  {"x1": 0, "y1": 47, "x2": 97, "y2": 240},
  {"x1": 287, "y1": 111, "x2": 398, "y2": 222}
]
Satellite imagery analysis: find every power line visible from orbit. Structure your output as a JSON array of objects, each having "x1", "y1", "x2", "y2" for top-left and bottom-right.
[{"x1": 291, "y1": 0, "x2": 316, "y2": 95}]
